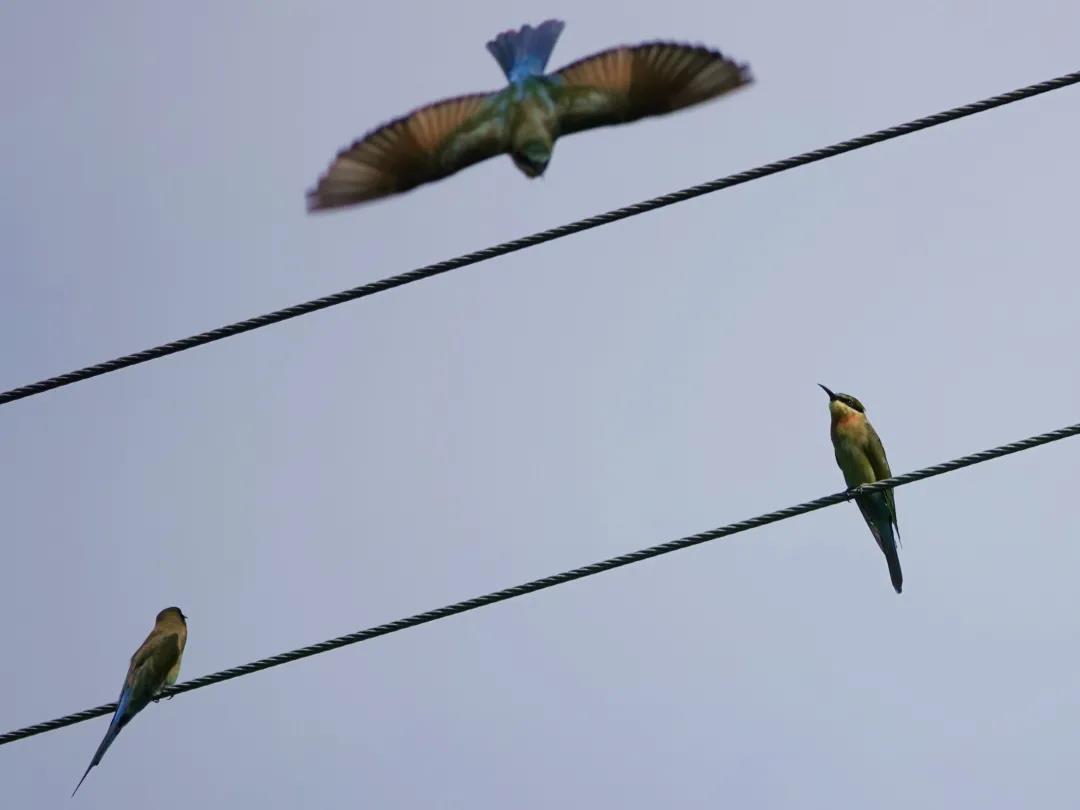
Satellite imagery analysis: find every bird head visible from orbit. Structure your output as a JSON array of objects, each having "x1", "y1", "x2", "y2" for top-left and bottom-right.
[
  {"x1": 158, "y1": 606, "x2": 188, "y2": 624},
  {"x1": 818, "y1": 383, "x2": 866, "y2": 417},
  {"x1": 512, "y1": 140, "x2": 551, "y2": 178}
]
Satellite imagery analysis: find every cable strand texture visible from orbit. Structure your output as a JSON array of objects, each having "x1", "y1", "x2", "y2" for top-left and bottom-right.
[
  {"x1": 3, "y1": 418, "x2": 1078, "y2": 747},
  {"x1": 2, "y1": 70, "x2": 1078, "y2": 406}
]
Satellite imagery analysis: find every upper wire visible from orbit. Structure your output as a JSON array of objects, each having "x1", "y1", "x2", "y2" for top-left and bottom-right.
[{"x1": 2, "y1": 69, "x2": 1079, "y2": 407}]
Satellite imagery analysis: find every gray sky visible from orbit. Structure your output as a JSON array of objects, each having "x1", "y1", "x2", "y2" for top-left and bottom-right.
[{"x1": 3, "y1": 1, "x2": 1079, "y2": 807}]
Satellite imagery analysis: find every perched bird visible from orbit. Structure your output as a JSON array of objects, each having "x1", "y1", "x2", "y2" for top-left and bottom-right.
[
  {"x1": 818, "y1": 385, "x2": 903, "y2": 594},
  {"x1": 307, "y1": 19, "x2": 752, "y2": 210},
  {"x1": 72, "y1": 607, "x2": 188, "y2": 796}
]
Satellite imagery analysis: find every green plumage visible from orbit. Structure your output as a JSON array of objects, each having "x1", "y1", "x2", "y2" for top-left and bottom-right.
[
  {"x1": 820, "y1": 385, "x2": 903, "y2": 594},
  {"x1": 307, "y1": 21, "x2": 752, "y2": 210}
]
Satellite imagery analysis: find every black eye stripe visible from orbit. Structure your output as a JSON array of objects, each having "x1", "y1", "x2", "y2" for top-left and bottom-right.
[{"x1": 836, "y1": 394, "x2": 865, "y2": 413}]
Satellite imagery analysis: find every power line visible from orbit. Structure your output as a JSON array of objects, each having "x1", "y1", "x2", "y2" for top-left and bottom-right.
[
  {"x1": 3, "y1": 70, "x2": 1079, "y2": 408},
  {"x1": 4, "y1": 417, "x2": 1078, "y2": 747}
]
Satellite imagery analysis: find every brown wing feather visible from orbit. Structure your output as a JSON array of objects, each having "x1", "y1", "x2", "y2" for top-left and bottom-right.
[
  {"x1": 129, "y1": 632, "x2": 181, "y2": 684},
  {"x1": 307, "y1": 93, "x2": 508, "y2": 211},
  {"x1": 552, "y1": 43, "x2": 751, "y2": 136}
]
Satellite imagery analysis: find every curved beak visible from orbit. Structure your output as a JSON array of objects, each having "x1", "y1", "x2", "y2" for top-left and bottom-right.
[{"x1": 817, "y1": 383, "x2": 837, "y2": 400}]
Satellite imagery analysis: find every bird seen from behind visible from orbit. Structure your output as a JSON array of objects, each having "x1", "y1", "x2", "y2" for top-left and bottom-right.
[{"x1": 72, "y1": 607, "x2": 188, "y2": 796}]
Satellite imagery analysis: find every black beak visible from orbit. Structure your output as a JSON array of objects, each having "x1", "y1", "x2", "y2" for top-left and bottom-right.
[
  {"x1": 513, "y1": 152, "x2": 549, "y2": 178},
  {"x1": 817, "y1": 383, "x2": 837, "y2": 400}
]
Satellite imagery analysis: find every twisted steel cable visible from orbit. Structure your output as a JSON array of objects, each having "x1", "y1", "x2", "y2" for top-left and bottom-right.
[
  {"x1": 4, "y1": 418, "x2": 1078, "y2": 747},
  {"x1": 3, "y1": 69, "x2": 1079, "y2": 407}
]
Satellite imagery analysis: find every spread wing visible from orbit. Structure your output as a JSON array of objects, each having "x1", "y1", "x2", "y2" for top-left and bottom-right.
[
  {"x1": 307, "y1": 92, "x2": 511, "y2": 211},
  {"x1": 549, "y1": 43, "x2": 751, "y2": 136},
  {"x1": 865, "y1": 423, "x2": 899, "y2": 535}
]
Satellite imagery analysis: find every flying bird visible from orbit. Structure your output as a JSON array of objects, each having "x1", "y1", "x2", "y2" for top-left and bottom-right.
[
  {"x1": 73, "y1": 607, "x2": 188, "y2": 796},
  {"x1": 819, "y1": 385, "x2": 903, "y2": 594},
  {"x1": 307, "y1": 19, "x2": 752, "y2": 210}
]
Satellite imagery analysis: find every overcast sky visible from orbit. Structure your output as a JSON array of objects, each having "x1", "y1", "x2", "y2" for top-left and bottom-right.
[{"x1": 3, "y1": 1, "x2": 1080, "y2": 807}]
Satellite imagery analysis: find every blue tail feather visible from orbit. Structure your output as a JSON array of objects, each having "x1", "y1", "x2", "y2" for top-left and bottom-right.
[
  {"x1": 856, "y1": 492, "x2": 903, "y2": 594},
  {"x1": 72, "y1": 686, "x2": 136, "y2": 796},
  {"x1": 486, "y1": 19, "x2": 565, "y2": 82}
]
